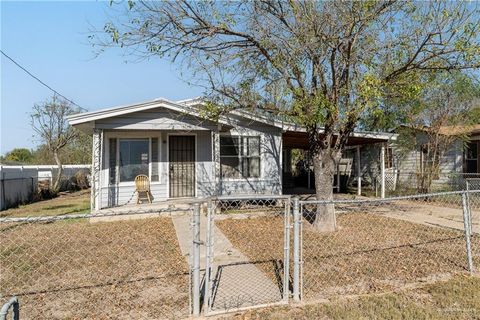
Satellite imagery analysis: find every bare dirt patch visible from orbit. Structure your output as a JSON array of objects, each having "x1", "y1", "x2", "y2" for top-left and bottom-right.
[{"x1": 0, "y1": 216, "x2": 189, "y2": 319}]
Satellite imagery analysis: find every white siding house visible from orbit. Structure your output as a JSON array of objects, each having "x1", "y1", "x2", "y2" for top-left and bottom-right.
[
  {"x1": 68, "y1": 98, "x2": 285, "y2": 210},
  {"x1": 68, "y1": 97, "x2": 396, "y2": 211}
]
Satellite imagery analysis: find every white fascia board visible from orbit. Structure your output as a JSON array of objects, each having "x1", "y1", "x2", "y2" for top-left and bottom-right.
[
  {"x1": 67, "y1": 97, "x2": 221, "y2": 127},
  {"x1": 282, "y1": 123, "x2": 397, "y2": 141}
]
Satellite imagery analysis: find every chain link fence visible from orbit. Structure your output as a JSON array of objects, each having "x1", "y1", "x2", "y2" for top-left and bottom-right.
[
  {"x1": 299, "y1": 191, "x2": 479, "y2": 302},
  {"x1": 203, "y1": 195, "x2": 291, "y2": 315},
  {"x1": 0, "y1": 209, "x2": 191, "y2": 319},
  {"x1": 375, "y1": 172, "x2": 480, "y2": 197},
  {"x1": 1, "y1": 190, "x2": 479, "y2": 318}
]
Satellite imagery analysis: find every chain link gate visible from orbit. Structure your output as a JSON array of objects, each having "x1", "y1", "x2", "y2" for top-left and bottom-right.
[{"x1": 203, "y1": 195, "x2": 291, "y2": 315}]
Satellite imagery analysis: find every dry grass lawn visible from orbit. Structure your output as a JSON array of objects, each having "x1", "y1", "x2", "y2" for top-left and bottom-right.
[
  {"x1": 0, "y1": 189, "x2": 90, "y2": 218},
  {"x1": 217, "y1": 212, "x2": 480, "y2": 301},
  {"x1": 226, "y1": 274, "x2": 480, "y2": 320},
  {"x1": 0, "y1": 216, "x2": 189, "y2": 319}
]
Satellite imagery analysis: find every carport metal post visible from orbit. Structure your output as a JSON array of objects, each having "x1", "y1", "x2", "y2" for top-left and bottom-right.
[
  {"x1": 292, "y1": 197, "x2": 301, "y2": 302},
  {"x1": 461, "y1": 192, "x2": 474, "y2": 273},
  {"x1": 192, "y1": 203, "x2": 201, "y2": 316},
  {"x1": 357, "y1": 146, "x2": 362, "y2": 196},
  {"x1": 380, "y1": 143, "x2": 386, "y2": 199}
]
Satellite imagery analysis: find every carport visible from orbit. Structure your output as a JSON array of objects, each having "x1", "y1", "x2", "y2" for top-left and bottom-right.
[{"x1": 282, "y1": 128, "x2": 397, "y2": 198}]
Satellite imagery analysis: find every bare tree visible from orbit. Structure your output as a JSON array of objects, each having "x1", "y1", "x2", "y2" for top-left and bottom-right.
[
  {"x1": 95, "y1": 1, "x2": 480, "y2": 231},
  {"x1": 31, "y1": 96, "x2": 80, "y2": 193}
]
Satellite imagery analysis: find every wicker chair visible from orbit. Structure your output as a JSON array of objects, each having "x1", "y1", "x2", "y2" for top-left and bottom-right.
[{"x1": 135, "y1": 175, "x2": 152, "y2": 204}]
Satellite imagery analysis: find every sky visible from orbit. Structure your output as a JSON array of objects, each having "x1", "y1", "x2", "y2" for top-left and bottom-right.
[{"x1": 0, "y1": 1, "x2": 202, "y2": 155}]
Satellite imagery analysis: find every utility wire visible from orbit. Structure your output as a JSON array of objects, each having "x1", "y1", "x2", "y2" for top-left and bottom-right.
[{"x1": 1, "y1": 49, "x2": 87, "y2": 111}]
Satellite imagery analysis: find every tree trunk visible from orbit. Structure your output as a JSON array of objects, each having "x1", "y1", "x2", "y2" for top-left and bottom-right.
[
  {"x1": 312, "y1": 148, "x2": 339, "y2": 232},
  {"x1": 52, "y1": 150, "x2": 63, "y2": 193}
]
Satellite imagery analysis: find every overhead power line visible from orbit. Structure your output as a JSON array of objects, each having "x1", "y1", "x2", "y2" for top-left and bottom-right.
[{"x1": 1, "y1": 50, "x2": 87, "y2": 111}]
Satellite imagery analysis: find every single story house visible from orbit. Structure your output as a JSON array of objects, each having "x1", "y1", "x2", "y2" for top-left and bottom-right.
[
  {"x1": 68, "y1": 97, "x2": 396, "y2": 211},
  {"x1": 376, "y1": 125, "x2": 480, "y2": 192}
]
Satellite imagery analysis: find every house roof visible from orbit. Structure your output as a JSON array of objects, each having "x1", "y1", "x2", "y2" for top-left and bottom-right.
[
  {"x1": 438, "y1": 124, "x2": 480, "y2": 136},
  {"x1": 68, "y1": 97, "x2": 396, "y2": 142}
]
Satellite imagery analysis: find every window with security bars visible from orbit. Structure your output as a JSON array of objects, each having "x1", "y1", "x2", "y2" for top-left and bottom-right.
[{"x1": 220, "y1": 136, "x2": 260, "y2": 178}]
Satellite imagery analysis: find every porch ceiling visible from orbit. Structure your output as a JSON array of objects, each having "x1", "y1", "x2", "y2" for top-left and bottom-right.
[{"x1": 282, "y1": 131, "x2": 391, "y2": 149}]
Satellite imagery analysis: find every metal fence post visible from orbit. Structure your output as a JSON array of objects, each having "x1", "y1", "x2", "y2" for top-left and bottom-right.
[
  {"x1": 283, "y1": 197, "x2": 291, "y2": 303},
  {"x1": 203, "y1": 200, "x2": 213, "y2": 314},
  {"x1": 466, "y1": 181, "x2": 472, "y2": 235},
  {"x1": 461, "y1": 192, "x2": 474, "y2": 273},
  {"x1": 292, "y1": 197, "x2": 301, "y2": 302},
  {"x1": 192, "y1": 203, "x2": 201, "y2": 316},
  {"x1": 0, "y1": 296, "x2": 19, "y2": 320}
]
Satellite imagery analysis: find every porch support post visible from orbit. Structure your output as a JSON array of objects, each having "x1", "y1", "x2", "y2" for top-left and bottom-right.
[
  {"x1": 380, "y1": 143, "x2": 386, "y2": 199},
  {"x1": 336, "y1": 162, "x2": 341, "y2": 193},
  {"x1": 212, "y1": 126, "x2": 221, "y2": 196},
  {"x1": 356, "y1": 146, "x2": 361, "y2": 196},
  {"x1": 91, "y1": 128, "x2": 103, "y2": 211}
]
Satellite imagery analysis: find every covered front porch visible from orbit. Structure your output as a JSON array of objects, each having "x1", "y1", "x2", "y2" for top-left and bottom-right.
[
  {"x1": 281, "y1": 130, "x2": 396, "y2": 198},
  {"x1": 89, "y1": 129, "x2": 216, "y2": 211}
]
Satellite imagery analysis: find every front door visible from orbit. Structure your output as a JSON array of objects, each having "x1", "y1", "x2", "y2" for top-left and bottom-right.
[{"x1": 169, "y1": 135, "x2": 196, "y2": 197}]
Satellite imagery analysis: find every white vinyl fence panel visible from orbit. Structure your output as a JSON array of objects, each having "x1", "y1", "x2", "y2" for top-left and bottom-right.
[{"x1": 0, "y1": 165, "x2": 91, "y2": 210}]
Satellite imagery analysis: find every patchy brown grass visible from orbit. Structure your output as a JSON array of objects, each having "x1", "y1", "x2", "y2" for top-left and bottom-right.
[
  {"x1": 0, "y1": 189, "x2": 90, "y2": 218},
  {"x1": 0, "y1": 216, "x2": 189, "y2": 319},
  {"x1": 226, "y1": 274, "x2": 480, "y2": 320},
  {"x1": 216, "y1": 212, "x2": 480, "y2": 302}
]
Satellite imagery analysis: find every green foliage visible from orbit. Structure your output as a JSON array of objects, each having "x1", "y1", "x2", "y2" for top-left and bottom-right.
[
  {"x1": 470, "y1": 107, "x2": 480, "y2": 123},
  {"x1": 198, "y1": 101, "x2": 224, "y2": 121},
  {"x1": 3, "y1": 148, "x2": 34, "y2": 164},
  {"x1": 29, "y1": 132, "x2": 92, "y2": 165},
  {"x1": 2, "y1": 133, "x2": 91, "y2": 166}
]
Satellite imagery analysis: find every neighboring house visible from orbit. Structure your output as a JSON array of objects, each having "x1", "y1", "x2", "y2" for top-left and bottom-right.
[
  {"x1": 449, "y1": 125, "x2": 480, "y2": 175},
  {"x1": 373, "y1": 125, "x2": 480, "y2": 192},
  {"x1": 68, "y1": 97, "x2": 396, "y2": 210}
]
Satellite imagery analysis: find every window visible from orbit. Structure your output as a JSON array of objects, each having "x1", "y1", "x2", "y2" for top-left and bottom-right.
[
  {"x1": 119, "y1": 139, "x2": 150, "y2": 182},
  {"x1": 385, "y1": 147, "x2": 394, "y2": 169},
  {"x1": 220, "y1": 136, "x2": 260, "y2": 178},
  {"x1": 465, "y1": 142, "x2": 479, "y2": 173}
]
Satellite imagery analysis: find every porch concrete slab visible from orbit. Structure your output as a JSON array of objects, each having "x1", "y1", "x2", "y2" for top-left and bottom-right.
[
  {"x1": 90, "y1": 199, "x2": 194, "y2": 222},
  {"x1": 171, "y1": 213, "x2": 283, "y2": 313}
]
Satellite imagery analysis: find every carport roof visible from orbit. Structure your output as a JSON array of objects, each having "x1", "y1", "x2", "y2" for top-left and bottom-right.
[{"x1": 283, "y1": 130, "x2": 396, "y2": 149}]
